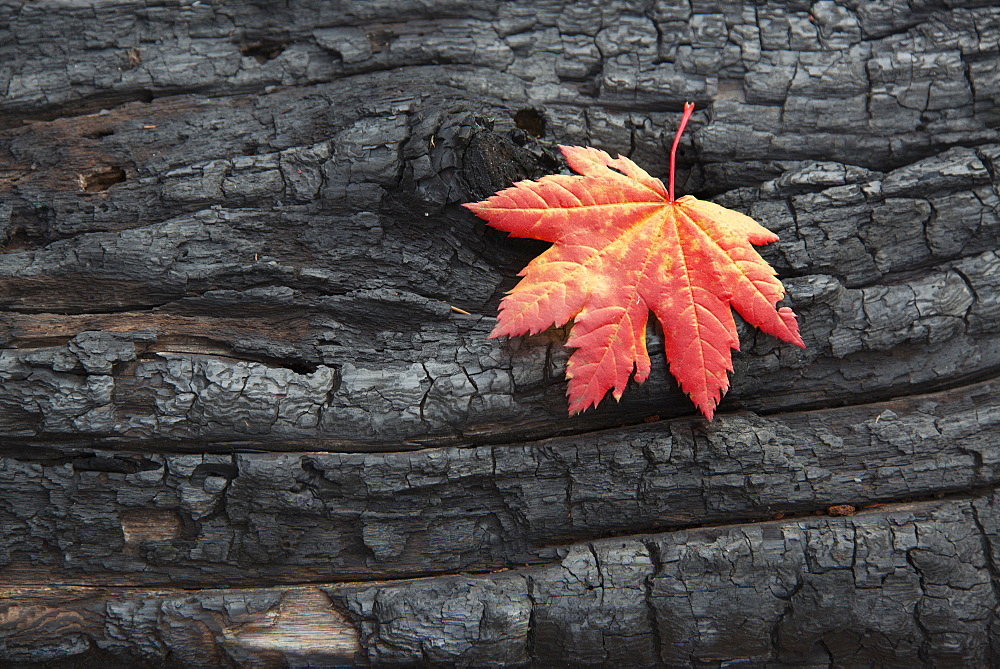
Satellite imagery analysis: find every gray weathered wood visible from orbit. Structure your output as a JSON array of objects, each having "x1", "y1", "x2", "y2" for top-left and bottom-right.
[
  {"x1": 4, "y1": 498, "x2": 997, "y2": 665},
  {"x1": 2, "y1": 0, "x2": 999, "y2": 665}
]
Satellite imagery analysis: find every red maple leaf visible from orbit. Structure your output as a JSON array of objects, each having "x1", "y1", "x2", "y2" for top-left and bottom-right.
[{"x1": 464, "y1": 103, "x2": 804, "y2": 420}]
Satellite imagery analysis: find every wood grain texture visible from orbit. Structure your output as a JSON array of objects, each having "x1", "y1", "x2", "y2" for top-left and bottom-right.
[
  {"x1": 3, "y1": 499, "x2": 997, "y2": 665},
  {"x1": 2, "y1": 0, "x2": 999, "y2": 665}
]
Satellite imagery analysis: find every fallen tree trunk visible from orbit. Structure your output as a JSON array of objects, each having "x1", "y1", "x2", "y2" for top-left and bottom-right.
[{"x1": 2, "y1": 0, "x2": 1000, "y2": 665}]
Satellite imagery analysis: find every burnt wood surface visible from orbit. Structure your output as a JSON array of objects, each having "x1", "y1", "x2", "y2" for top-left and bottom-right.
[{"x1": 2, "y1": 0, "x2": 1000, "y2": 666}]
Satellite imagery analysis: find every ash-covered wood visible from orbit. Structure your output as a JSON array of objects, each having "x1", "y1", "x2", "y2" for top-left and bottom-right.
[{"x1": 2, "y1": 0, "x2": 999, "y2": 665}]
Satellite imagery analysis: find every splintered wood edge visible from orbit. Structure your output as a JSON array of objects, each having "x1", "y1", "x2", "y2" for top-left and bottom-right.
[
  {"x1": 0, "y1": 585, "x2": 363, "y2": 664},
  {"x1": 228, "y1": 589, "x2": 362, "y2": 661}
]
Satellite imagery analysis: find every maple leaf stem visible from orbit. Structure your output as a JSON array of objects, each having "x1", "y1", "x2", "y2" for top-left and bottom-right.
[
  {"x1": 464, "y1": 127, "x2": 803, "y2": 420},
  {"x1": 668, "y1": 102, "x2": 696, "y2": 202}
]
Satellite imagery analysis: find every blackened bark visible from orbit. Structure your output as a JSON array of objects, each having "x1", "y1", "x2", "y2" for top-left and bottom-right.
[{"x1": 2, "y1": 0, "x2": 999, "y2": 666}]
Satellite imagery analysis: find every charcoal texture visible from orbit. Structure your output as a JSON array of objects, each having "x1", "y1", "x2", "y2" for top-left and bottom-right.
[{"x1": 2, "y1": 0, "x2": 999, "y2": 665}]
